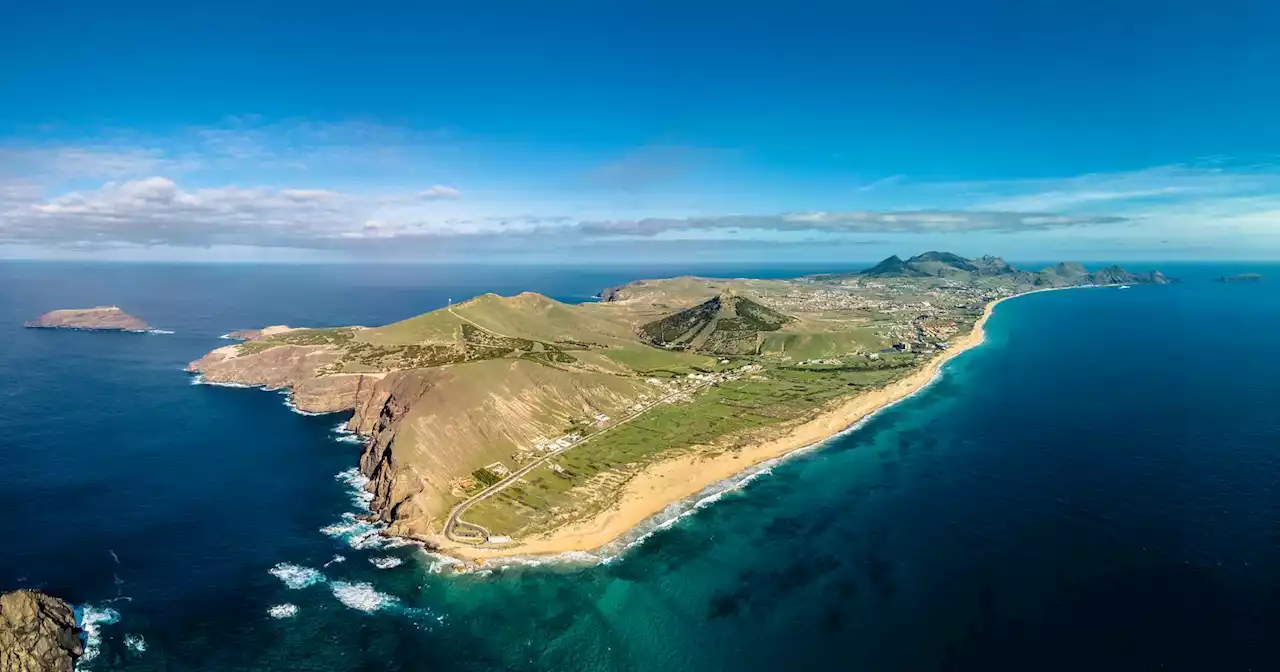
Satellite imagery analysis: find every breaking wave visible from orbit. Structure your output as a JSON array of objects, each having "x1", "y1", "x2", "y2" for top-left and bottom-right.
[
  {"x1": 123, "y1": 633, "x2": 147, "y2": 653},
  {"x1": 77, "y1": 604, "x2": 120, "y2": 664},
  {"x1": 145, "y1": 329, "x2": 175, "y2": 335},
  {"x1": 267, "y1": 603, "x2": 299, "y2": 619},
  {"x1": 331, "y1": 421, "x2": 365, "y2": 444},
  {"x1": 188, "y1": 374, "x2": 256, "y2": 388},
  {"x1": 370, "y1": 556, "x2": 404, "y2": 569},
  {"x1": 334, "y1": 468, "x2": 375, "y2": 510},
  {"x1": 329, "y1": 581, "x2": 398, "y2": 613},
  {"x1": 268, "y1": 563, "x2": 325, "y2": 589}
]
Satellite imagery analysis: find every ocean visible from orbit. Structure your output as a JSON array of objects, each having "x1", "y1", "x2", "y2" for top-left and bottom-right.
[{"x1": 1, "y1": 260, "x2": 1278, "y2": 671}]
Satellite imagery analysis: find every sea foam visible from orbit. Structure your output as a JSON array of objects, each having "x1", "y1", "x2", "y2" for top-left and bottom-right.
[
  {"x1": 369, "y1": 556, "x2": 404, "y2": 569},
  {"x1": 123, "y1": 633, "x2": 147, "y2": 653},
  {"x1": 268, "y1": 563, "x2": 325, "y2": 589},
  {"x1": 267, "y1": 603, "x2": 299, "y2": 619},
  {"x1": 329, "y1": 581, "x2": 398, "y2": 613},
  {"x1": 77, "y1": 604, "x2": 121, "y2": 663},
  {"x1": 331, "y1": 422, "x2": 366, "y2": 445}
]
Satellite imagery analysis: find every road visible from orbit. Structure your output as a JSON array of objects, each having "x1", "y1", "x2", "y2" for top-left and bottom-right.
[{"x1": 442, "y1": 377, "x2": 717, "y2": 544}]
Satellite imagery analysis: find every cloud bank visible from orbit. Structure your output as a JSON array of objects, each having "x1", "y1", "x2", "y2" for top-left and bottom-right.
[{"x1": 4, "y1": 119, "x2": 1279, "y2": 260}]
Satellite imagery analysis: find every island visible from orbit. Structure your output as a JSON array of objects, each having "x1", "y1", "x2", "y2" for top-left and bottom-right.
[
  {"x1": 1214, "y1": 273, "x2": 1264, "y2": 283},
  {"x1": 0, "y1": 590, "x2": 83, "y2": 672},
  {"x1": 189, "y1": 252, "x2": 1168, "y2": 562},
  {"x1": 24, "y1": 306, "x2": 150, "y2": 332}
]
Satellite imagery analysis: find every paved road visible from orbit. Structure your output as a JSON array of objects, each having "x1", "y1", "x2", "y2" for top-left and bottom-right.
[{"x1": 443, "y1": 379, "x2": 714, "y2": 544}]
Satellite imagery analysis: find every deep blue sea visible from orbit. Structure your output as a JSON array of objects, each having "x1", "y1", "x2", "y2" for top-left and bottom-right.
[{"x1": 2, "y1": 260, "x2": 1279, "y2": 671}]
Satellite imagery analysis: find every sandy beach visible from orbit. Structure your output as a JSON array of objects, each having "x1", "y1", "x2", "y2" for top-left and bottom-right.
[{"x1": 430, "y1": 287, "x2": 1078, "y2": 563}]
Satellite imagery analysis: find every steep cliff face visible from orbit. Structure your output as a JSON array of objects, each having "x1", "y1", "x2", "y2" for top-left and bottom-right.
[
  {"x1": 187, "y1": 343, "x2": 381, "y2": 413},
  {"x1": 350, "y1": 371, "x2": 441, "y2": 536},
  {"x1": 0, "y1": 590, "x2": 82, "y2": 672}
]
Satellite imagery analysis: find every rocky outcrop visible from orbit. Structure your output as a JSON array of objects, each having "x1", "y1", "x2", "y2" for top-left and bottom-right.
[
  {"x1": 25, "y1": 307, "x2": 149, "y2": 332},
  {"x1": 0, "y1": 590, "x2": 82, "y2": 672},
  {"x1": 1088, "y1": 265, "x2": 1169, "y2": 286},
  {"x1": 187, "y1": 343, "x2": 380, "y2": 413},
  {"x1": 188, "y1": 339, "x2": 441, "y2": 532},
  {"x1": 352, "y1": 371, "x2": 440, "y2": 535}
]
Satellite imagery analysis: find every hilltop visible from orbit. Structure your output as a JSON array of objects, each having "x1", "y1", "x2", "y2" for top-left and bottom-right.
[
  {"x1": 189, "y1": 253, "x2": 1167, "y2": 556},
  {"x1": 640, "y1": 290, "x2": 795, "y2": 355},
  {"x1": 852, "y1": 252, "x2": 1169, "y2": 287}
]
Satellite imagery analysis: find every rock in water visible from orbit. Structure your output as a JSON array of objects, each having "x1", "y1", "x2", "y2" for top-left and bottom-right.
[
  {"x1": 0, "y1": 590, "x2": 83, "y2": 672},
  {"x1": 25, "y1": 306, "x2": 150, "y2": 332}
]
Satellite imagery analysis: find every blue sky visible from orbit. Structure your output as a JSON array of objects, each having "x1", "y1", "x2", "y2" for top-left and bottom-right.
[{"x1": 3, "y1": 0, "x2": 1280, "y2": 262}]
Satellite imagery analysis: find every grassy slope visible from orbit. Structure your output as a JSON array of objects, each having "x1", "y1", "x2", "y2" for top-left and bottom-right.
[
  {"x1": 388, "y1": 358, "x2": 660, "y2": 529},
  {"x1": 464, "y1": 355, "x2": 918, "y2": 536}
]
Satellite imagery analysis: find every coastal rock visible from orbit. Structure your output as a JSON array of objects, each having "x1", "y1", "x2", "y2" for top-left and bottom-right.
[
  {"x1": 25, "y1": 306, "x2": 149, "y2": 332},
  {"x1": 222, "y1": 325, "x2": 294, "y2": 341},
  {"x1": 0, "y1": 590, "x2": 83, "y2": 672},
  {"x1": 187, "y1": 342, "x2": 367, "y2": 412}
]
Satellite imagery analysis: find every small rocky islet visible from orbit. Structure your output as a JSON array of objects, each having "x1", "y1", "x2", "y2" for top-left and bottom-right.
[{"x1": 24, "y1": 306, "x2": 150, "y2": 332}]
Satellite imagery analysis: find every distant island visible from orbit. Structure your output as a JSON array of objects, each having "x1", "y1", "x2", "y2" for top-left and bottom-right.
[
  {"x1": 1214, "y1": 273, "x2": 1264, "y2": 283},
  {"x1": 189, "y1": 252, "x2": 1167, "y2": 564},
  {"x1": 25, "y1": 306, "x2": 150, "y2": 332}
]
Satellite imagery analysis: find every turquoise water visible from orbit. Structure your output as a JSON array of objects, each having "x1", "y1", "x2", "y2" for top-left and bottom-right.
[{"x1": 2, "y1": 262, "x2": 1278, "y2": 670}]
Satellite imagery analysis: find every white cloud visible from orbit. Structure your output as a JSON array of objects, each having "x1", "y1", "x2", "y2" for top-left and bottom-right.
[{"x1": 419, "y1": 184, "x2": 461, "y2": 199}]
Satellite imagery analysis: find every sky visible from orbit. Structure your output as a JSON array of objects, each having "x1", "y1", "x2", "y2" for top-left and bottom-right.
[{"x1": 2, "y1": 0, "x2": 1280, "y2": 263}]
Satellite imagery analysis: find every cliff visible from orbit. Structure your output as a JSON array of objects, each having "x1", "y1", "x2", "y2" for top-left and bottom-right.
[
  {"x1": 0, "y1": 590, "x2": 83, "y2": 672},
  {"x1": 25, "y1": 306, "x2": 149, "y2": 332},
  {"x1": 187, "y1": 342, "x2": 381, "y2": 414}
]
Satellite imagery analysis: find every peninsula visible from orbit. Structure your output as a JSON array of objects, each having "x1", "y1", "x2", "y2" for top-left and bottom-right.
[
  {"x1": 189, "y1": 253, "x2": 1167, "y2": 560},
  {"x1": 25, "y1": 306, "x2": 150, "y2": 332}
]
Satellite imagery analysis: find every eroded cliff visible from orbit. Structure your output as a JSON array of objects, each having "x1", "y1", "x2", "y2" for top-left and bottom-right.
[{"x1": 0, "y1": 590, "x2": 82, "y2": 672}]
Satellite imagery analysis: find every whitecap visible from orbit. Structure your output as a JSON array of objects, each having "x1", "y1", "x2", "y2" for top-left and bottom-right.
[
  {"x1": 320, "y1": 513, "x2": 392, "y2": 550},
  {"x1": 267, "y1": 603, "x2": 299, "y2": 619},
  {"x1": 334, "y1": 468, "x2": 375, "y2": 509},
  {"x1": 268, "y1": 563, "x2": 325, "y2": 589},
  {"x1": 331, "y1": 422, "x2": 365, "y2": 444},
  {"x1": 145, "y1": 329, "x2": 175, "y2": 335},
  {"x1": 188, "y1": 374, "x2": 256, "y2": 388},
  {"x1": 369, "y1": 556, "x2": 403, "y2": 569},
  {"x1": 329, "y1": 581, "x2": 398, "y2": 613},
  {"x1": 77, "y1": 604, "x2": 120, "y2": 663},
  {"x1": 323, "y1": 554, "x2": 346, "y2": 567},
  {"x1": 123, "y1": 633, "x2": 147, "y2": 653}
]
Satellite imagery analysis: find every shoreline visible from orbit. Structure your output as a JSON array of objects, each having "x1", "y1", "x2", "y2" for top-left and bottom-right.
[{"x1": 424, "y1": 284, "x2": 1094, "y2": 564}]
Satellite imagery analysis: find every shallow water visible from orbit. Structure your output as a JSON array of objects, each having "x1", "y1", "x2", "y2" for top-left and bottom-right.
[{"x1": 2, "y1": 261, "x2": 1279, "y2": 670}]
